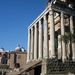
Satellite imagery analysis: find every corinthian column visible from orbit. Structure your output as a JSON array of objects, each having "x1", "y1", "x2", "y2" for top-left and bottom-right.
[
  {"x1": 31, "y1": 27, "x2": 34, "y2": 60},
  {"x1": 34, "y1": 24, "x2": 38, "y2": 60},
  {"x1": 49, "y1": 10, "x2": 55, "y2": 58},
  {"x1": 58, "y1": 35, "x2": 62, "y2": 59},
  {"x1": 27, "y1": 29, "x2": 31, "y2": 62},
  {"x1": 61, "y1": 12, "x2": 66, "y2": 62},
  {"x1": 44, "y1": 15, "x2": 48, "y2": 59},
  {"x1": 39, "y1": 20, "x2": 43, "y2": 59},
  {"x1": 70, "y1": 16, "x2": 75, "y2": 61}
]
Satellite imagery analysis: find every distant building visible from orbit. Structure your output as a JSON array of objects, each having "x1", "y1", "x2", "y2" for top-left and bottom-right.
[
  {"x1": 0, "y1": 48, "x2": 8, "y2": 64},
  {"x1": 8, "y1": 45, "x2": 27, "y2": 69}
]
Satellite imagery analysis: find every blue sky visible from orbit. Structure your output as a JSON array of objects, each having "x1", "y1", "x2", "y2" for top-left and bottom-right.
[{"x1": 0, "y1": 0, "x2": 47, "y2": 51}]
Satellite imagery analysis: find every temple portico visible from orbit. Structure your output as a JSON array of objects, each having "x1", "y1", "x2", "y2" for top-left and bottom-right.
[{"x1": 27, "y1": 0, "x2": 75, "y2": 63}]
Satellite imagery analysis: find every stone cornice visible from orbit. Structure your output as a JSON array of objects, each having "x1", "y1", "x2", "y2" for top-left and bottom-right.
[
  {"x1": 28, "y1": 4, "x2": 75, "y2": 30},
  {"x1": 51, "y1": 4, "x2": 75, "y2": 16}
]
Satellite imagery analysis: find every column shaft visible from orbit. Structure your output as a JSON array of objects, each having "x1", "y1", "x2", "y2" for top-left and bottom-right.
[
  {"x1": 31, "y1": 27, "x2": 34, "y2": 60},
  {"x1": 58, "y1": 35, "x2": 62, "y2": 59},
  {"x1": 49, "y1": 10, "x2": 55, "y2": 58},
  {"x1": 39, "y1": 20, "x2": 43, "y2": 59},
  {"x1": 44, "y1": 15, "x2": 48, "y2": 59},
  {"x1": 34, "y1": 24, "x2": 38, "y2": 60},
  {"x1": 27, "y1": 29, "x2": 31, "y2": 62},
  {"x1": 61, "y1": 12, "x2": 66, "y2": 62},
  {"x1": 70, "y1": 16, "x2": 75, "y2": 61}
]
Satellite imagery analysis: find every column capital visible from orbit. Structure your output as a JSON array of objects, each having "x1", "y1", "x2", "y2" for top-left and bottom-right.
[
  {"x1": 49, "y1": 10, "x2": 54, "y2": 15},
  {"x1": 70, "y1": 15, "x2": 73, "y2": 20},
  {"x1": 28, "y1": 29, "x2": 30, "y2": 34},
  {"x1": 31, "y1": 27, "x2": 33, "y2": 33},
  {"x1": 39, "y1": 20, "x2": 41, "y2": 24},
  {"x1": 61, "y1": 12, "x2": 64, "y2": 18},
  {"x1": 44, "y1": 15, "x2": 47, "y2": 20},
  {"x1": 39, "y1": 20, "x2": 42, "y2": 28},
  {"x1": 35, "y1": 23, "x2": 37, "y2": 28}
]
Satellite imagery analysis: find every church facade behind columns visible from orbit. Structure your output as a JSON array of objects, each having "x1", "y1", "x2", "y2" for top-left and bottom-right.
[{"x1": 27, "y1": 0, "x2": 75, "y2": 63}]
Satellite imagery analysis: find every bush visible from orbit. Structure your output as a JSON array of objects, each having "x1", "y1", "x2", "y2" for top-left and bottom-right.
[{"x1": 2, "y1": 65, "x2": 9, "y2": 69}]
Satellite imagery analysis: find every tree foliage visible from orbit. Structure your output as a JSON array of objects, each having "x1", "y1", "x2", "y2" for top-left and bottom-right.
[
  {"x1": 2, "y1": 65, "x2": 9, "y2": 69},
  {"x1": 61, "y1": 31, "x2": 75, "y2": 44}
]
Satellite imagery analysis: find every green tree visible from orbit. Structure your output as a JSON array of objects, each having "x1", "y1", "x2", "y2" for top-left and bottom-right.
[
  {"x1": 61, "y1": 26, "x2": 75, "y2": 43},
  {"x1": 2, "y1": 65, "x2": 9, "y2": 69},
  {"x1": 61, "y1": 33, "x2": 70, "y2": 44}
]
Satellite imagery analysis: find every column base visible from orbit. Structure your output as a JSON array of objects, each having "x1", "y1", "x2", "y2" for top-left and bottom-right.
[
  {"x1": 40, "y1": 73, "x2": 45, "y2": 75},
  {"x1": 26, "y1": 60, "x2": 30, "y2": 63},
  {"x1": 38, "y1": 57, "x2": 42, "y2": 60},
  {"x1": 62, "y1": 56, "x2": 66, "y2": 63},
  {"x1": 29, "y1": 59, "x2": 33, "y2": 62},
  {"x1": 33, "y1": 58, "x2": 37, "y2": 61},
  {"x1": 44, "y1": 56, "x2": 48, "y2": 59},
  {"x1": 40, "y1": 73, "x2": 50, "y2": 75},
  {"x1": 72, "y1": 57, "x2": 75, "y2": 62},
  {"x1": 51, "y1": 55, "x2": 56, "y2": 59}
]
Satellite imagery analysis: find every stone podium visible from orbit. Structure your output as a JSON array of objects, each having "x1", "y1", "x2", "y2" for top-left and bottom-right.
[{"x1": 41, "y1": 58, "x2": 75, "y2": 75}]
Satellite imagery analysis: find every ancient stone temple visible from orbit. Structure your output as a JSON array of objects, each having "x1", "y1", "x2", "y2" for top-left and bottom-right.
[
  {"x1": 18, "y1": 0, "x2": 75, "y2": 75},
  {"x1": 27, "y1": 0, "x2": 75, "y2": 63}
]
